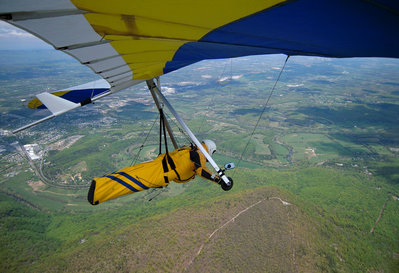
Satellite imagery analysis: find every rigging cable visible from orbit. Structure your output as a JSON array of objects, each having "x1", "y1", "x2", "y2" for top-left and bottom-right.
[
  {"x1": 233, "y1": 55, "x2": 290, "y2": 175},
  {"x1": 164, "y1": 111, "x2": 192, "y2": 146},
  {"x1": 197, "y1": 60, "x2": 233, "y2": 136},
  {"x1": 196, "y1": 92, "x2": 217, "y2": 137},
  {"x1": 148, "y1": 187, "x2": 168, "y2": 201},
  {"x1": 217, "y1": 58, "x2": 233, "y2": 85},
  {"x1": 130, "y1": 113, "x2": 159, "y2": 166}
]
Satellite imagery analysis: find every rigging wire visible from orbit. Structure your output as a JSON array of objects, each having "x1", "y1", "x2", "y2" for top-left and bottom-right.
[
  {"x1": 217, "y1": 58, "x2": 233, "y2": 85},
  {"x1": 197, "y1": 60, "x2": 233, "y2": 136},
  {"x1": 233, "y1": 55, "x2": 290, "y2": 175},
  {"x1": 164, "y1": 111, "x2": 192, "y2": 146},
  {"x1": 196, "y1": 91, "x2": 217, "y2": 137},
  {"x1": 130, "y1": 113, "x2": 159, "y2": 166},
  {"x1": 148, "y1": 187, "x2": 168, "y2": 201}
]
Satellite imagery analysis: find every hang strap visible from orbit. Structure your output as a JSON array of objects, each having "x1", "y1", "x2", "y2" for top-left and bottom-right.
[
  {"x1": 158, "y1": 108, "x2": 182, "y2": 181},
  {"x1": 158, "y1": 108, "x2": 169, "y2": 156},
  {"x1": 159, "y1": 109, "x2": 162, "y2": 155}
]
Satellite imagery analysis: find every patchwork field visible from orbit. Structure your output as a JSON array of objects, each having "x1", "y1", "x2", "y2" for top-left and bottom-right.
[{"x1": 1, "y1": 52, "x2": 399, "y2": 272}]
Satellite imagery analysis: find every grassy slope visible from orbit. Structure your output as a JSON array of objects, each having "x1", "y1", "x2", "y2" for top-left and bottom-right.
[
  {"x1": 2, "y1": 166, "x2": 398, "y2": 272},
  {"x1": 31, "y1": 186, "x2": 324, "y2": 273}
]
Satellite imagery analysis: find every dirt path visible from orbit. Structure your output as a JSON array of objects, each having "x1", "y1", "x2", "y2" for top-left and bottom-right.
[
  {"x1": 370, "y1": 196, "x2": 389, "y2": 234},
  {"x1": 186, "y1": 196, "x2": 292, "y2": 269}
]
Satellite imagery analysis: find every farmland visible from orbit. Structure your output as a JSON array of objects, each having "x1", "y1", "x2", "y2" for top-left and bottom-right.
[{"x1": 1, "y1": 51, "x2": 399, "y2": 272}]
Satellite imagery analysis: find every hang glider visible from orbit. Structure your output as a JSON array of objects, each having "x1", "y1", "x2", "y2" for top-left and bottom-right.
[
  {"x1": 27, "y1": 79, "x2": 110, "y2": 110},
  {"x1": 1, "y1": 0, "x2": 399, "y2": 188},
  {"x1": 12, "y1": 79, "x2": 144, "y2": 133}
]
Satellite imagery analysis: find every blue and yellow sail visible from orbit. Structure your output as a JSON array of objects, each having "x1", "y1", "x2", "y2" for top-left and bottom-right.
[{"x1": 2, "y1": 0, "x2": 399, "y2": 88}]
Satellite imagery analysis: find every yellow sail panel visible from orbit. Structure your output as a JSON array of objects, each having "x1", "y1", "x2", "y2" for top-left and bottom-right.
[
  {"x1": 110, "y1": 38, "x2": 186, "y2": 78},
  {"x1": 109, "y1": 38, "x2": 187, "y2": 54},
  {"x1": 71, "y1": 0, "x2": 286, "y2": 79},
  {"x1": 122, "y1": 51, "x2": 178, "y2": 64},
  {"x1": 72, "y1": 0, "x2": 284, "y2": 28},
  {"x1": 85, "y1": 13, "x2": 207, "y2": 41},
  {"x1": 129, "y1": 63, "x2": 165, "y2": 80}
]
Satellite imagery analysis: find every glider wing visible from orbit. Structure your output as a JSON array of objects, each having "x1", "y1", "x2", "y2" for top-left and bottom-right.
[
  {"x1": 27, "y1": 79, "x2": 110, "y2": 110},
  {"x1": 1, "y1": 0, "x2": 398, "y2": 90}
]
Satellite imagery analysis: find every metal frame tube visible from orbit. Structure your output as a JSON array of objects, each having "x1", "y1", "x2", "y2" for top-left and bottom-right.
[
  {"x1": 147, "y1": 81, "x2": 178, "y2": 149},
  {"x1": 147, "y1": 79, "x2": 230, "y2": 185}
]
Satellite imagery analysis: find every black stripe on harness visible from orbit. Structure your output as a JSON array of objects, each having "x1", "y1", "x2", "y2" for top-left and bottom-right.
[
  {"x1": 166, "y1": 155, "x2": 176, "y2": 170},
  {"x1": 164, "y1": 176, "x2": 169, "y2": 184},
  {"x1": 175, "y1": 174, "x2": 195, "y2": 183},
  {"x1": 201, "y1": 169, "x2": 213, "y2": 180},
  {"x1": 189, "y1": 150, "x2": 201, "y2": 169},
  {"x1": 162, "y1": 154, "x2": 182, "y2": 181},
  {"x1": 162, "y1": 156, "x2": 169, "y2": 172},
  {"x1": 166, "y1": 155, "x2": 181, "y2": 181},
  {"x1": 173, "y1": 169, "x2": 181, "y2": 181}
]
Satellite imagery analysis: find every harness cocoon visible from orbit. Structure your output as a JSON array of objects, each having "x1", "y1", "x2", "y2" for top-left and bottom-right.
[{"x1": 88, "y1": 146, "x2": 207, "y2": 205}]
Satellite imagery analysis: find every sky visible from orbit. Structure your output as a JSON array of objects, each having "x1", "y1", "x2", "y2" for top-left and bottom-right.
[{"x1": 0, "y1": 21, "x2": 52, "y2": 50}]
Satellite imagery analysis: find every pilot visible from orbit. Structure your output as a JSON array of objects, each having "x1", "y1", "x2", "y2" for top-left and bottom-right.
[{"x1": 88, "y1": 139, "x2": 231, "y2": 205}]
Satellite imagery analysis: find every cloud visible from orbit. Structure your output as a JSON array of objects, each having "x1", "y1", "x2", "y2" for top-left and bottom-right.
[
  {"x1": 232, "y1": 75, "x2": 243, "y2": 80},
  {"x1": 0, "y1": 21, "x2": 32, "y2": 37},
  {"x1": 161, "y1": 86, "x2": 176, "y2": 95},
  {"x1": 0, "y1": 29, "x2": 34, "y2": 38},
  {"x1": 0, "y1": 21, "x2": 51, "y2": 49}
]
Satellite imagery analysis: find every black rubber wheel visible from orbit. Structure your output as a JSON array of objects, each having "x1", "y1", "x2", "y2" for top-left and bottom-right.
[{"x1": 221, "y1": 177, "x2": 233, "y2": 191}]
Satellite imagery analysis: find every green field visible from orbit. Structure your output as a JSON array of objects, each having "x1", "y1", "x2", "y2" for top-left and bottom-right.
[
  {"x1": 1, "y1": 52, "x2": 399, "y2": 272},
  {"x1": 2, "y1": 166, "x2": 398, "y2": 272}
]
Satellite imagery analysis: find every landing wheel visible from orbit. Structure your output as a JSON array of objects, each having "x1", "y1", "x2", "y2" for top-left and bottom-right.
[{"x1": 221, "y1": 177, "x2": 233, "y2": 191}]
